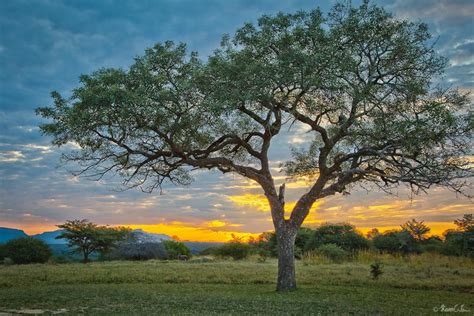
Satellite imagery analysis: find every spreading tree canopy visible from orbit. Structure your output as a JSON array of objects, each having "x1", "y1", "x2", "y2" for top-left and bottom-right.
[
  {"x1": 401, "y1": 218, "x2": 431, "y2": 241},
  {"x1": 57, "y1": 219, "x2": 130, "y2": 263},
  {"x1": 37, "y1": 2, "x2": 472, "y2": 290}
]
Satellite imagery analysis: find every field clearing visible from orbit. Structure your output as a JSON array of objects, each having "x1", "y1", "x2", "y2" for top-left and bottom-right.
[{"x1": 0, "y1": 254, "x2": 473, "y2": 315}]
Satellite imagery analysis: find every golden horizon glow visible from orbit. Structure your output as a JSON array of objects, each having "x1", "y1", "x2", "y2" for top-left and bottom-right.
[
  {"x1": 1, "y1": 192, "x2": 468, "y2": 242},
  {"x1": 0, "y1": 219, "x2": 461, "y2": 242},
  {"x1": 128, "y1": 222, "x2": 260, "y2": 242}
]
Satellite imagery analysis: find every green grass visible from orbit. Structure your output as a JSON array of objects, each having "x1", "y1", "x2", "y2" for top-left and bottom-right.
[{"x1": 0, "y1": 254, "x2": 473, "y2": 315}]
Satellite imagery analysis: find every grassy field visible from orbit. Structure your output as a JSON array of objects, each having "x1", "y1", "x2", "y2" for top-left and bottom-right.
[{"x1": 0, "y1": 253, "x2": 473, "y2": 315}]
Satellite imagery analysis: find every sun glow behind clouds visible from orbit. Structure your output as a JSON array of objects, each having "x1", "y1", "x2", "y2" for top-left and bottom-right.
[
  {"x1": 228, "y1": 193, "x2": 324, "y2": 220},
  {"x1": 129, "y1": 221, "x2": 259, "y2": 242}
]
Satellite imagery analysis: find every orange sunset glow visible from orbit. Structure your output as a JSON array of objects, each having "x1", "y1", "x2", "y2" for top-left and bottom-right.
[{"x1": 3, "y1": 185, "x2": 467, "y2": 242}]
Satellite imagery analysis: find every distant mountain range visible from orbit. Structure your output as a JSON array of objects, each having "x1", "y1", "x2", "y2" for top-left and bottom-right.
[
  {"x1": 0, "y1": 227, "x2": 28, "y2": 243},
  {"x1": 0, "y1": 227, "x2": 222, "y2": 255},
  {"x1": 31, "y1": 230, "x2": 68, "y2": 244},
  {"x1": 0, "y1": 227, "x2": 172, "y2": 244}
]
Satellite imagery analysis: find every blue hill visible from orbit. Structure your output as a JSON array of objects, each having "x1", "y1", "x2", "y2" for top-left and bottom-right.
[
  {"x1": 0, "y1": 227, "x2": 28, "y2": 243},
  {"x1": 31, "y1": 230, "x2": 67, "y2": 244},
  {"x1": 1, "y1": 227, "x2": 221, "y2": 256}
]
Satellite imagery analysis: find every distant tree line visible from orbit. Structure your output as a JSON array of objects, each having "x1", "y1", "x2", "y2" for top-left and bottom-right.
[
  {"x1": 0, "y1": 219, "x2": 191, "y2": 265},
  {"x1": 203, "y1": 214, "x2": 473, "y2": 261},
  {"x1": 0, "y1": 215, "x2": 471, "y2": 264}
]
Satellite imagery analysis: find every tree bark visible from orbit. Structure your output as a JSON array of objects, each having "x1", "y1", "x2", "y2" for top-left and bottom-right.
[{"x1": 276, "y1": 224, "x2": 298, "y2": 291}]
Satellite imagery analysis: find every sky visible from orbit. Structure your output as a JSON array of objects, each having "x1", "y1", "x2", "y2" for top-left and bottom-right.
[{"x1": 0, "y1": 0, "x2": 472, "y2": 241}]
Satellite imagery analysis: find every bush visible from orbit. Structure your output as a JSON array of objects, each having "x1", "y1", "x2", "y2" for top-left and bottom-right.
[
  {"x1": 373, "y1": 231, "x2": 401, "y2": 253},
  {"x1": 420, "y1": 236, "x2": 443, "y2": 253},
  {"x1": 213, "y1": 242, "x2": 251, "y2": 260},
  {"x1": 306, "y1": 224, "x2": 369, "y2": 253},
  {"x1": 199, "y1": 246, "x2": 218, "y2": 256},
  {"x1": 370, "y1": 261, "x2": 384, "y2": 280},
  {"x1": 317, "y1": 244, "x2": 348, "y2": 263},
  {"x1": 3, "y1": 237, "x2": 52, "y2": 264},
  {"x1": 257, "y1": 248, "x2": 271, "y2": 262},
  {"x1": 251, "y1": 232, "x2": 278, "y2": 257},
  {"x1": 0, "y1": 244, "x2": 6, "y2": 261},
  {"x1": 103, "y1": 242, "x2": 168, "y2": 261},
  {"x1": 373, "y1": 230, "x2": 420, "y2": 254},
  {"x1": 162, "y1": 240, "x2": 191, "y2": 259},
  {"x1": 3, "y1": 257, "x2": 14, "y2": 266},
  {"x1": 252, "y1": 225, "x2": 368, "y2": 259},
  {"x1": 443, "y1": 230, "x2": 474, "y2": 257},
  {"x1": 49, "y1": 255, "x2": 71, "y2": 264},
  {"x1": 295, "y1": 228, "x2": 312, "y2": 255}
]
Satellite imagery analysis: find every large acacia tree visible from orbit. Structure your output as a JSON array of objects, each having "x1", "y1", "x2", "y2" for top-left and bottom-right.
[{"x1": 37, "y1": 2, "x2": 472, "y2": 291}]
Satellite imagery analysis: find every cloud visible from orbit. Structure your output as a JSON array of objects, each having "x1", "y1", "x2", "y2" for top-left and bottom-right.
[
  {"x1": 0, "y1": 151, "x2": 25, "y2": 162},
  {"x1": 382, "y1": 0, "x2": 474, "y2": 91},
  {"x1": 0, "y1": 0, "x2": 471, "y2": 239}
]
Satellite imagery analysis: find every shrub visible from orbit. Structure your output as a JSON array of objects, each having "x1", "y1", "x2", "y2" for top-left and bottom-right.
[
  {"x1": 317, "y1": 244, "x2": 348, "y2": 263},
  {"x1": 0, "y1": 244, "x2": 6, "y2": 261},
  {"x1": 257, "y1": 248, "x2": 271, "y2": 262},
  {"x1": 442, "y1": 215, "x2": 474, "y2": 257},
  {"x1": 443, "y1": 230, "x2": 474, "y2": 257},
  {"x1": 104, "y1": 242, "x2": 168, "y2": 261},
  {"x1": 162, "y1": 240, "x2": 191, "y2": 259},
  {"x1": 252, "y1": 225, "x2": 368, "y2": 259},
  {"x1": 373, "y1": 230, "x2": 420, "y2": 254},
  {"x1": 3, "y1": 237, "x2": 52, "y2": 264},
  {"x1": 213, "y1": 242, "x2": 251, "y2": 260},
  {"x1": 49, "y1": 255, "x2": 71, "y2": 264},
  {"x1": 373, "y1": 231, "x2": 400, "y2": 253},
  {"x1": 306, "y1": 224, "x2": 369, "y2": 253},
  {"x1": 295, "y1": 228, "x2": 312, "y2": 253},
  {"x1": 370, "y1": 261, "x2": 384, "y2": 280},
  {"x1": 420, "y1": 236, "x2": 443, "y2": 253},
  {"x1": 199, "y1": 246, "x2": 218, "y2": 256},
  {"x1": 252, "y1": 231, "x2": 278, "y2": 257},
  {"x1": 3, "y1": 257, "x2": 14, "y2": 266}
]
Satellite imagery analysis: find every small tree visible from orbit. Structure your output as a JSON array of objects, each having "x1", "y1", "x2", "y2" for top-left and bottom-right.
[
  {"x1": 366, "y1": 228, "x2": 380, "y2": 240},
  {"x1": 3, "y1": 237, "x2": 52, "y2": 264},
  {"x1": 57, "y1": 219, "x2": 130, "y2": 263},
  {"x1": 370, "y1": 261, "x2": 383, "y2": 280},
  {"x1": 401, "y1": 219, "x2": 431, "y2": 241},
  {"x1": 454, "y1": 214, "x2": 473, "y2": 232},
  {"x1": 444, "y1": 214, "x2": 474, "y2": 257},
  {"x1": 37, "y1": 2, "x2": 472, "y2": 291},
  {"x1": 162, "y1": 240, "x2": 191, "y2": 259}
]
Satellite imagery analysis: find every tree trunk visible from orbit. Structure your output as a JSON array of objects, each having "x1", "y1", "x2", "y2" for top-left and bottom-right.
[
  {"x1": 276, "y1": 225, "x2": 297, "y2": 291},
  {"x1": 83, "y1": 251, "x2": 89, "y2": 264}
]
